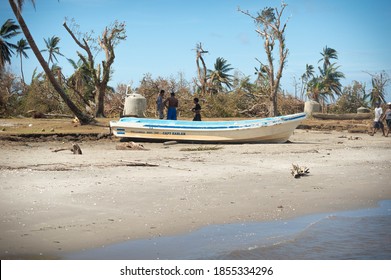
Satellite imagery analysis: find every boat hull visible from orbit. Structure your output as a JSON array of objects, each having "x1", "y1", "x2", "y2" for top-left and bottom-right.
[{"x1": 110, "y1": 113, "x2": 306, "y2": 143}]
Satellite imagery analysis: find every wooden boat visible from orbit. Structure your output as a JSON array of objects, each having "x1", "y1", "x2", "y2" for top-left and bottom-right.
[{"x1": 109, "y1": 112, "x2": 306, "y2": 143}]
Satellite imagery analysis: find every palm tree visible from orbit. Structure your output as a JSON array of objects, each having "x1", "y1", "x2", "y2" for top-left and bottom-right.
[
  {"x1": 0, "y1": 18, "x2": 20, "y2": 71},
  {"x1": 318, "y1": 46, "x2": 338, "y2": 71},
  {"x1": 207, "y1": 57, "x2": 233, "y2": 93},
  {"x1": 319, "y1": 63, "x2": 345, "y2": 102},
  {"x1": 307, "y1": 46, "x2": 345, "y2": 110},
  {"x1": 235, "y1": 75, "x2": 255, "y2": 95},
  {"x1": 367, "y1": 71, "x2": 389, "y2": 107},
  {"x1": 41, "y1": 35, "x2": 63, "y2": 66},
  {"x1": 300, "y1": 64, "x2": 314, "y2": 99},
  {"x1": 307, "y1": 67, "x2": 344, "y2": 104},
  {"x1": 8, "y1": 0, "x2": 93, "y2": 124},
  {"x1": 15, "y1": 38, "x2": 30, "y2": 83},
  {"x1": 67, "y1": 57, "x2": 94, "y2": 106},
  {"x1": 306, "y1": 76, "x2": 324, "y2": 103}
]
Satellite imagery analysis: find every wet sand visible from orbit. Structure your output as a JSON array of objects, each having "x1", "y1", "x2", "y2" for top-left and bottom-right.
[{"x1": 0, "y1": 129, "x2": 390, "y2": 259}]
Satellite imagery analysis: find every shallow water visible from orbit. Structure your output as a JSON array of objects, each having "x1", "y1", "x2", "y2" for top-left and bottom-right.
[{"x1": 65, "y1": 200, "x2": 391, "y2": 260}]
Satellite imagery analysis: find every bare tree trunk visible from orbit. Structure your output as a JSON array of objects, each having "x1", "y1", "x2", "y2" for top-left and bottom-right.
[
  {"x1": 95, "y1": 27, "x2": 116, "y2": 117},
  {"x1": 63, "y1": 21, "x2": 125, "y2": 117},
  {"x1": 195, "y1": 43, "x2": 208, "y2": 97},
  {"x1": 269, "y1": 94, "x2": 278, "y2": 117},
  {"x1": 198, "y1": 56, "x2": 207, "y2": 96},
  {"x1": 95, "y1": 84, "x2": 106, "y2": 117},
  {"x1": 19, "y1": 55, "x2": 25, "y2": 84},
  {"x1": 9, "y1": 0, "x2": 93, "y2": 124},
  {"x1": 239, "y1": 3, "x2": 289, "y2": 117}
]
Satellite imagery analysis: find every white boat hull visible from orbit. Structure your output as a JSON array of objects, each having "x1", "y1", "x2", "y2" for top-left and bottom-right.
[{"x1": 110, "y1": 113, "x2": 306, "y2": 143}]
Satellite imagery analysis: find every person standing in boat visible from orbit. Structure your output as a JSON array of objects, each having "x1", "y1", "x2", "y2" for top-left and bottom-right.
[
  {"x1": 156, "y1": 89, "x2": 165, "y2": 119},
  {"x1": 164, "y1": 91, "x2": 179, "y2": 120},
  {"x1": 192, "y1": 97, "x2": 201, "y2": 121}
]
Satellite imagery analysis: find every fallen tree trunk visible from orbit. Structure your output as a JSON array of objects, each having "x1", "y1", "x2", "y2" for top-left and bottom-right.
[
  {"x1": 44, "y1": 113, "x2": 74, "y2": 118},
  {"x1": 312, "y1": 113, "x2": 372, "y2": 120},
  {"x1": 27, "y1": 110, "x2": 74, "y2": 119}
]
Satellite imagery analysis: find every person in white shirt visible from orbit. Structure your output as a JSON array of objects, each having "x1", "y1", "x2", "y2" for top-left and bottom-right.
[
  {"x1": 370, "y1": 102, "x2": 385, "y2": 136},
  {"x1": 381, "y1": 102, "x2": 391, "y2": 137}
]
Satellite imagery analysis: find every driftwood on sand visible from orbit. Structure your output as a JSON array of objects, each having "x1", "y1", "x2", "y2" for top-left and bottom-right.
[
  {"x1": 119, "y1": 159, "x2": 159, "y2": 167},
  {"x1": 52, "y1": 143, "x2": 82, "y2": 154}
]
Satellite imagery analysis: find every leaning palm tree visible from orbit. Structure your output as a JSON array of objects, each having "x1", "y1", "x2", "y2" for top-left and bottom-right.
[
  {"x1": 207, "y1": 57, "x2": 233, "y2": 94},
  {"x1": 41, "y1": 35, "x2": 63, "y2": 66},
  {"x1": 8, "y1": 0, "x2": 93, "y2": 124},
  {"x1": 0, "y1": 18, "x2": 20, "y2": 71},
  {"x1": 15, "y1": 38, "x2": 30, "y2": 83}
]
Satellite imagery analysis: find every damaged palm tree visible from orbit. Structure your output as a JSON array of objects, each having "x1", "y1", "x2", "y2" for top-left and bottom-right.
[
  {"x1": 63, "y1": 19, "x2": 126, "y2": 117},
  {"x1": 194, "y1": 42, "x2": 208, "y2": 97},
  {"x1": 239, "y1": 2, "x2": 289, "y2": 117}
]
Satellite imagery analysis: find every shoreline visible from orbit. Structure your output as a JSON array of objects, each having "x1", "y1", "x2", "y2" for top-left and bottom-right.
[
  {"x1": 64, "y1": 200, "x2": 391, "y2": 260},
  {"x1": 1, "y1": 129, "x2": 390, "y2": 259}
]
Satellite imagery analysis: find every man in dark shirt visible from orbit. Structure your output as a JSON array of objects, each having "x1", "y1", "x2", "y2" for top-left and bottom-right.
[
  {"x1": 164, "y1": 92, "x2": 179, "y2": 120},
  {"x1": 192, "y1": 97, "x2": 201, "y2": 121}
]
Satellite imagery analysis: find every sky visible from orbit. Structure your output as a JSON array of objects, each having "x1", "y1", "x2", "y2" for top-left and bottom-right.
[{"x1": 1, "y1": 0, "x2": 391, "y2": 100}]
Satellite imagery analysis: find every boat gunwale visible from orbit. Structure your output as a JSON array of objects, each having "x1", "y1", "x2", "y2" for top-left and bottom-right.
[{"x1": 111, "y1": 113, "x2": 306, "y2": 131}]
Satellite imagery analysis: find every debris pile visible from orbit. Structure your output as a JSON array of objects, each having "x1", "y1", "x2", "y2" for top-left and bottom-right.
[{"x1": 116, "y1": 142, "x2": 146, "y2": 150}]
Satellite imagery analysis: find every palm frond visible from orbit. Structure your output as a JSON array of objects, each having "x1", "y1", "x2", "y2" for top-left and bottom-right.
[{"x1": 15, "y1": 0, "x2": 36, "y2": 11}]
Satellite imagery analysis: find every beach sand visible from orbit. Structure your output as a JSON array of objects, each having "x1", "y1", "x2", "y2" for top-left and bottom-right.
[{"x1": 0, "y1": 128, "x2": 390, "y2": 259}]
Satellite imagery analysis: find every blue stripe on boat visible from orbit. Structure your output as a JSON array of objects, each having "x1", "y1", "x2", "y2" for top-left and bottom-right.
[{"x1": 117, "y1": 113, "x2": 306, "y2": 130}]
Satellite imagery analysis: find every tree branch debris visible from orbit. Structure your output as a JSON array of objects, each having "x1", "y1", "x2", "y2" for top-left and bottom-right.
[{"x1": 291, "y1": 164, "x2": 309, "y2": 178}]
